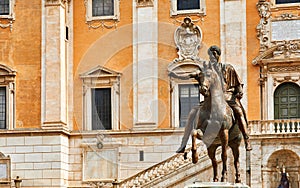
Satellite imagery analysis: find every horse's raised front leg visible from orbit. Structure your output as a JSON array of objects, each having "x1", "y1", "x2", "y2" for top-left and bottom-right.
[
  {"x1": 208, "y1": 145, "x2": 219, "y2": 182},
  {"x1": 219, "y1": 129, "x2": 229, "y2": 182},
  {"x1": 191, "y1": 129, "x2": 198, "y2": 164}
]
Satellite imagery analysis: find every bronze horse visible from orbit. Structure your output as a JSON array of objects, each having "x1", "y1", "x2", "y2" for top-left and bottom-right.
[{"x1": 190, "y1": 62, "x2": 242, "y2": 183}]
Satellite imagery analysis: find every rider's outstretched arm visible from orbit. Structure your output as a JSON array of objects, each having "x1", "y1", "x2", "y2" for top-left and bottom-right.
[{"x1": 168, "y1": 70, "x2": 200, "y2": 80}]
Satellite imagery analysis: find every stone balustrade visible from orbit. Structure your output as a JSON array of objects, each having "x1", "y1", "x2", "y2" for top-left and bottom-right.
[{"x1": 248, "y1": 119, "x2": 300, "y2": 135}]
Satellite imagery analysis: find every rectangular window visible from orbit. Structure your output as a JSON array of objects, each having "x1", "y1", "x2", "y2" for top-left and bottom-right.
[
  {"x1": 0, "y1": 87, "x2": 6, "y2": 129},
  {"x1": 275, "y1": 0, "x2": 300, "y2": 4},
  {"x1": 179, "y1": 84, "x2": 199, "y2": 127},
  {"x1": 177, "y1": 0, "x2": 200, "y2": 11},
  {"x1": 92, "y1": 88, "x2": 112, "y2": 130},
  {"x1": 0, "y1": 0, "x2": 9, "y2": 15},
  {"x1": 92, "y1": 0, "x2": 114, "y2": 17}
]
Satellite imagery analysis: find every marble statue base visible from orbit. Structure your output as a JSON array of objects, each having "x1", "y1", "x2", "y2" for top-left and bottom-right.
[{"x1": 184, "y1": 182, "x2": 250, "y2": 188}]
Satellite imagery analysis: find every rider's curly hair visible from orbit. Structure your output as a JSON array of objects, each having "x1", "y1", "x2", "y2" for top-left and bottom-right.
[{"x1": 208, "y1": 45, "x2": 221, "y2": 57}]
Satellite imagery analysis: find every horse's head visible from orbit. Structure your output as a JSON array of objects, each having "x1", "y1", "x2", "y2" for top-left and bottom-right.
[{"x1": 199, "y1": 62, "x2": 219, "y2": 97}]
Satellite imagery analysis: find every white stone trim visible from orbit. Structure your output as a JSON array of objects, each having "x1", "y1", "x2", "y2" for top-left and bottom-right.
[
  {"x1": 265, "y1": 72, "x2": 300, "y2": 120},
  {"x1": 0, "y1": 0, "x2": 15, "y2": 20},
  {"x1": 80, "y1": 66, "x2": 121, "y2": 131},
  {"x1": 0, "y1": 65, "x2": 16, "y2": 130},
  {"x1": 84, "y1": 0, "x2": 120, "y2": 22},
  {"x1": 132, "y1": 0, "x2": 158, "y2": 128},
  {"x1": 170, "y1": 0, "x2": 206, "y2": 16},
  {"x1": 270, "y1": 0, "x2": 300, "y2": 7},
  {"x1": 170, "y1": 81, "x2": 203, "y2": 128}
]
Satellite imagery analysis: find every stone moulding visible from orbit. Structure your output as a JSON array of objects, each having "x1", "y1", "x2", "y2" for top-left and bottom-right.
[{"x1": 136, "y1": 0, "x2": 154, "y2": 7}]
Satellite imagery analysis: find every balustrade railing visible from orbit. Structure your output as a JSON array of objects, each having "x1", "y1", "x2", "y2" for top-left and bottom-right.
[
  {"x1": 248, "y1": 119, "x2": 300, "y2": 135},
  {"x1": 118, "y1": 142, "x2": 208, "y2": 188}
]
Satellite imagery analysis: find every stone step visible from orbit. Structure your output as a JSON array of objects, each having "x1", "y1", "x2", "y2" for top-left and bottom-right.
[{"x1": 184, "y1": 182, "x2": 250, "y2": 188}]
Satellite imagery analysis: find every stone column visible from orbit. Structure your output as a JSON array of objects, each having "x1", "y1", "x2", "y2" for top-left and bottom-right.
[
  {"x1": 42, "y1": 0, "x2": 68, "y2": 129},
  {"x1": 133, "y1": 0, "x2": 158, "y2": 129}
]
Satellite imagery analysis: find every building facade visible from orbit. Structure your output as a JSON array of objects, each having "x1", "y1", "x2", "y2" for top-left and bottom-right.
[{"x1": 0, "y1": 0, "x2": 299, "y2": 187}]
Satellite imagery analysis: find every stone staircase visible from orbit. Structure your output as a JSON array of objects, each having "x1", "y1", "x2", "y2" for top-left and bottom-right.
[
  {"x1": 118, "y1": 143, "x2": 222, "y2": 188},
  {"x1": 86, "y1": 143, "x2": 223, "y2": 188}
]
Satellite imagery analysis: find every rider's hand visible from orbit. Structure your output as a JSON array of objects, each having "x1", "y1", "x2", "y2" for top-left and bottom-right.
[{"x1": 236, "y1": 92, "x2": 243, "y2": 99}]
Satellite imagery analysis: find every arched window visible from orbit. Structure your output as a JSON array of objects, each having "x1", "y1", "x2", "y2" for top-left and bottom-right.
[{"x1": 274, "y1": 82, "x2": 300, "y2": 119}]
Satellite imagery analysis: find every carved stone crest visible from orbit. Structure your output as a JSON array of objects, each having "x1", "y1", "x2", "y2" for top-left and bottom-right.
[{"x1": 174, "y1": 17, "x2": 202, "y2": 62}]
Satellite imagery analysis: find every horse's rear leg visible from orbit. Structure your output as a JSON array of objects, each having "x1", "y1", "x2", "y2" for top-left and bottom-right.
[
  {"x1": 230, "y1": 143, "x2": 241, "y2": 183},
  {"x1": 208, "y1": 145, "x2": 219, "y2": 182},
  {"x1": 191, "y1": 130, "x2": 198, "y2": 164},
  {"x1": 219, "y1": 129, "x2": 229, "y2": 182}
]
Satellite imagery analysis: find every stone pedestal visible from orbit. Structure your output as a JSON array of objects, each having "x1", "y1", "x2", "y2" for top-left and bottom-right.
[{"x1": 184, "y1": 182, "x2": 250, "y2": 188}]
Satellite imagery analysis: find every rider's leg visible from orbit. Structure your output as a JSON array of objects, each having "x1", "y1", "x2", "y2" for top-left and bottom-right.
[
  {"x1": 176, "y1": 106, "x2": 199, "y2": 153},
  {"x1": 231, "y1": 105, "x2": 252, "y2": 151}
]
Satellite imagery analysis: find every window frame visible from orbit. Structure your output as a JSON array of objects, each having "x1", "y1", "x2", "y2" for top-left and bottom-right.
[
  {"x1": 84, "y1": 0, "x2": 120, "y2": 22},
  {"x1": 80, "y1": 66, "x2": 121, "y2": 131},
  {"x1": 178, "y1": 84, "x2": 200, "y2": 127},
  {"x1": 0, "y1": 65, "x2": 16, "y2": 130},
  {"x1": 274, "y1": 82, "x2": 300, "y2": 119},
  {"x1": 170, "y1": 0, "x2": 206, "y2": 16},
  {"x1": 0, "y1": 0, "x2": 15, "y2": 20},
  {"x1": 171, "y1": 81, "x2": 203, "y2": 128},
  {"x1": 271, "y1": 0, "x2": 300, "y2": 7},
  {"x1": 91, "y1": 87, "x2": 112, "y2": 130}
]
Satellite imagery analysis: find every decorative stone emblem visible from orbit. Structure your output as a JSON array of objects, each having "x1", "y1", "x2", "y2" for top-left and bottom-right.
[
  {"x1": 136, "y1": 0, "x2": 154, "y2": 7},
  {"x1": 174, "y1": 17, "x2": 202, "y2": 62}
]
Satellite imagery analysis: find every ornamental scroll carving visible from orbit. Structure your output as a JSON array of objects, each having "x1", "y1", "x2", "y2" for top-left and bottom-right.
[
  {"x1": 256, "y1": 0, "x2": 271, "y2": 52},
  {"x1": 173, "y1": 17, "x2": 202, "y2": 63}
]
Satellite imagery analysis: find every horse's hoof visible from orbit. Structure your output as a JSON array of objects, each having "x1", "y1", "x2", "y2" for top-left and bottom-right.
[
  {"x1": 235, "y1": 179, "x2": 241, "y2": 183},
  {"x1": 221, "y1": 177, "x2": 227, "y2": 182},
  {"x1": 183, "y1": 152, "x2": 188, "y2": 160},
  {"x1": 192, "y1": 151, "x2": 198, "y2": 164},
  {"x1": 213, "y1": 178, "x2": 218, "y2": 182}
]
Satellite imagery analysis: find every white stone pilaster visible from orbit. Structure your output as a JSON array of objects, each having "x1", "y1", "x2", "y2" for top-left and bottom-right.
[
  {"x1": 220, "y1": 0, "x2": 248, "y2": 111},
  {"x1": 42, "y1": 1, "x2": 68, "y2": 129},
  {"x1": 133, "y1": 0, "x2": 158, "y2": 128}
]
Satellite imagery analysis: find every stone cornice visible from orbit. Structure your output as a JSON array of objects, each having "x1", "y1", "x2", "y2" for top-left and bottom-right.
[{"x1": 45, "y1": 0, "x2": 70, "y2": 7}]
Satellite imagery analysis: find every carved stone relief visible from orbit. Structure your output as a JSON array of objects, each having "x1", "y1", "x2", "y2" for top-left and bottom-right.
[
  {"x1": 256, "y1": 0, "x2": 271, "y2": 52},
  {"x1": 173, "y1": 17, "x2": 202, "y2": 63},
  {"x1": 136, "y1": 0, "x2": 154, "y2": 7}
]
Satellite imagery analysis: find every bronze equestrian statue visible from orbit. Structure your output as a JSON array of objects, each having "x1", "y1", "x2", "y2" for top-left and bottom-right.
[{"x1": 169, "y1": 46, "x2": 252, "y2": 182}]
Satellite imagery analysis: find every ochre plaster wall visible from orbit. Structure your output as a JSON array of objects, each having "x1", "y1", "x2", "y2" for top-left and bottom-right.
[
  {"x1": 246, "y1": 0, "x2": 261, "y2": 120},
  {"x1": 73, "y1": 0, "x2": 133, "y2": 130},
  {"x1": 157, "y1": 0, "x2": 221, "y2": 128},
  {"x1": 0, "y1": 0, "x2": 42, "y2": 128}
]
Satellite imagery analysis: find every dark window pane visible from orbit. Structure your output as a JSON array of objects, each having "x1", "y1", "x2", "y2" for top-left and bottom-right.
[
  {"x1": 177, "y1": 0, "x2": 200, "y2": 11},
  {"x1": 276, "y1": 0, "x2": 300, "y2": 4},
  {"x1": 0, "y1": 87, "x2": 6, "y2": 129},
  {"x1": 274, "y1": 83, "x2": 300, "y2": 119},
  {"x1": 179, "y1": 84, "x2": 200, "y2": 127},
  {"x1": 92, "y1": 0, "x2": 114, "y2": 17},
  {"x1": 0, "y1": 0, "x2": 9, "y2": 15},
  {"x1": 92, "y1": 88, "x2": 112, "y2": 130}
]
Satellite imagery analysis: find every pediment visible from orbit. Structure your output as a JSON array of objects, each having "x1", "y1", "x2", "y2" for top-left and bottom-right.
[
  {"x1": 0, "y1": 64, "x2": 16, "y2": 76},
  {"x1": 252, "y1": 40, "x2": 300, "y2": 66},
  {"x1": 168, "y1": 61, "x2": 204, "y2": 74},
  {"x1": 80, "y1": 66, "x2": 121, "y2": 79}
]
